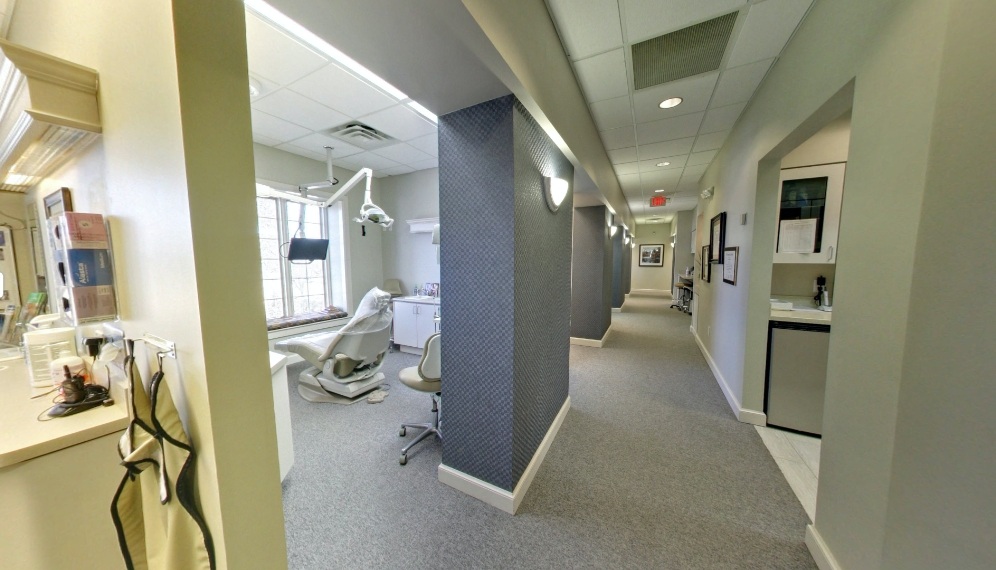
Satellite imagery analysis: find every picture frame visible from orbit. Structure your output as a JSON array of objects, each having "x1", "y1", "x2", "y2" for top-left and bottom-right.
[
  {"x1": 639, "y1": 244, "x2": 664, "y2": 267},
  {"x1": 723, "y1": 247, "x2": 739, "y2": 285},
  {"x1": 43, "y1": 187, "x2": 73, "y2": 220},
  {"x1": 709, "y1": 212, "x2": 726, "y2": 263},
  {"x1": 701, "y1": 245, "x2": 711, "y2": 283}
]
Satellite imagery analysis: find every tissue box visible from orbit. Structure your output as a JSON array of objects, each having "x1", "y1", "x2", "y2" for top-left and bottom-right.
[{"x1": 770, "y1": 300, "x2": 793, "y2": 311}]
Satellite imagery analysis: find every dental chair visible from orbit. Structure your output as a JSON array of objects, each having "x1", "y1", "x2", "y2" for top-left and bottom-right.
[{"x1": 277, "y1": 288, "x2": 393, "y2": 403}]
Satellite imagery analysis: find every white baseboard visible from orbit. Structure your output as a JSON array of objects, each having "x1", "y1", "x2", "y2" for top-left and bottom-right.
[
  {"x1": 439, "y1": 396, "x2": 571, "y2": 514},
  {"x1": 690, "y1": 326, "x2": 766, "y2": 425},
  {"x1": 611, "y1": 307, "x2": 622, "y2": 313},
  {"x1": 570, "y1": 325, "x2": 612, "y2": 348},
  {"x1": 805, "y1": 525, "x2": 842, "y2": 570}
]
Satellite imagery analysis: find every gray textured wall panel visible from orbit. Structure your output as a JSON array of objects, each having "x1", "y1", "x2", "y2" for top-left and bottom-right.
[
  {"x1": 571, "y1": 206, "x2": 612, "y2": 338},
  {"x1": 611, "y1": 232, "x2": 625, "y2": 308},
  {"x1": 439, "y1": 95, "x2": 516, "y2": 488},
  {"x1": 510, "y1": 99, "x2": 572, "y2": 487}
]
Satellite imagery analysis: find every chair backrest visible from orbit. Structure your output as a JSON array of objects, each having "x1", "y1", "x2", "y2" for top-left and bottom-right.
[
  {"x1": 333, "y1": 325, "x2": 392, "y2": 364},
  {"x1": 418, "y1": 333, "x2": 441, "y2": 381}
]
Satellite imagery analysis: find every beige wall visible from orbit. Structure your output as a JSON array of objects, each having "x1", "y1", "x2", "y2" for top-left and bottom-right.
[
  {"x1": 379, "y1": 168, "x2": 440, "y2": 294},
  {"x1": 631, "y1": 224, "x2": 672, "y2": 292},
  {"x1": 10, "y1": 1, "x2": 286, "y2": 568},
  {"x1": 693, "y1": 0, "x2": 986, "y2": 567}
]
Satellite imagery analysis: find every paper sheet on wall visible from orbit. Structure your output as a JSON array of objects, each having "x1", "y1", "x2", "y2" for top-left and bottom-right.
[{"x1": 778, "y1": 219, "x2": 817, "y2": 253}]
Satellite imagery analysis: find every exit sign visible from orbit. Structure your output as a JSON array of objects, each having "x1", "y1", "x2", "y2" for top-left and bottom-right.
[{"x1": 650, "y1": 195, "x2": 667, "y2": 207}]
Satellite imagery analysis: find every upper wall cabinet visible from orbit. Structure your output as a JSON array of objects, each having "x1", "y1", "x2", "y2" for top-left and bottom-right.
[{"x1": 773, "y1": 163, "x2": 846, "y2": 264}]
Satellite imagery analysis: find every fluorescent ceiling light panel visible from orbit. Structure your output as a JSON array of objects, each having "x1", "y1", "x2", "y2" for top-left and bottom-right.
[{"x1": 245, "y1": 0, "x2": 436, "y2": 124}]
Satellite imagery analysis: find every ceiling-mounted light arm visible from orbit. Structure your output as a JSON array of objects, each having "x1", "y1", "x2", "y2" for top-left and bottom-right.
[
  {"x1": 297, "y1": 146, "x2": 339, "y2": 193},
  {"x1": 320, "y1": 166, "x2": 394, "y2": 229}
]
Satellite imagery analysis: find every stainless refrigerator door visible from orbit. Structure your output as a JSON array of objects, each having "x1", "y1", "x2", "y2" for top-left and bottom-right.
[{"x1": 766, "y1": 325, "x2": 830, "y2": 435}]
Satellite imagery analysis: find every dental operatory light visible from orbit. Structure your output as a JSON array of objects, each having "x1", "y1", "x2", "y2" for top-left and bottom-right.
[
  {"x1": 659, "y1": 97, "x2": 683, "y2": 109},
  {"x1": 543, "y1": 176, "x2": 569, "y2": 212}
]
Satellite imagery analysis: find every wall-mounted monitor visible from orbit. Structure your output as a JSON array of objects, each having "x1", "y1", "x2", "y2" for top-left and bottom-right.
[{"x1": 286, "y1": 237, "x2": 329, "y2": 262}]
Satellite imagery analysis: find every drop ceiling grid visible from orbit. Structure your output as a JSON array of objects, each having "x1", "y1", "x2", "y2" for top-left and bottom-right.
[{"x1": 246, "y1": 8, "x2": 440, "y2": 177}]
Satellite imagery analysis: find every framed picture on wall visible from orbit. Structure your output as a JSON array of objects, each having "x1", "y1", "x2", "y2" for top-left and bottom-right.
[
  {"x1": 701, "y1": 245, "x2": 711, "y2": 283},
  {"x1": 639, "y1": 244, "x2": 664, "y2": 267},
  {"x1": 723, "y1": 247, "x2": 739, "y2": 285},
  {"x1": 709, "y1": 212, "x2": 726, "y2": 262},
  {"x1": 43, "y1": 187, "x2": 73, "y2": 220}
]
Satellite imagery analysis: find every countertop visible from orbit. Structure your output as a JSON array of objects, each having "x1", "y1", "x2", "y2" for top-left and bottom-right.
[
  {"x1": 0, "y1": 359, "x2": 128, "y2": 468},
  {"x1": 393, "y1": 296, "x2": 440, "y2": 305},
  {"x1": 770, "y1": 295, "x2": 832, "y2": 325}
]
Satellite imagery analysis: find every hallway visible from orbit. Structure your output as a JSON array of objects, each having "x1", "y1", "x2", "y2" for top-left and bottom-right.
[{"x1": 282, "y1": 293, "x2": 815, "y2": 568}]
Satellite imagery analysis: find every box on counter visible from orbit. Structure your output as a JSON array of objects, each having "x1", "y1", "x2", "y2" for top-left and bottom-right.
[
  {"x1": 64, "y1": 249, "x2": 114, "y2": 287},
  {"x1": 63, "y1": 285, "x2": 117, "y2": 323}
]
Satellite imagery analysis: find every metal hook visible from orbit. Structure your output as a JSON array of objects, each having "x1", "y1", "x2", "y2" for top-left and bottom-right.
[{"x1": 156, "y1": 351, "x2": 165, "y2": 373}]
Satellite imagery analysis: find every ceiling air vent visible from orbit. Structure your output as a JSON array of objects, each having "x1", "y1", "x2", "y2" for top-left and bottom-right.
[
  {"x1": 0, "y1": 39, "x2": 101, "y2": 192},
  {"x1": 326, "y1": 121, "x2": 396, "y2": 150},
  {"x1": 632, "y1": 11, "x2": 738, "y2": 90}
]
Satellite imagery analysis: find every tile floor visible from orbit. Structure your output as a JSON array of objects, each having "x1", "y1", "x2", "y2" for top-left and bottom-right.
[{"x1": 754, "y1": 425, "x2": 821, "y2": 521}]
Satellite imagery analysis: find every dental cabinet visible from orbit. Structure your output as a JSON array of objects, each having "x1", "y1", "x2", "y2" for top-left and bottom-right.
[
  {"x1": 393, "y1": 296, "x2": 439, "y2": 354},
  {"x1": 774, "y1": 163, "x2": 846, "y2": 264},
  {"x1": 0, "y1": 359, "x2": 128, "y2": 568}
]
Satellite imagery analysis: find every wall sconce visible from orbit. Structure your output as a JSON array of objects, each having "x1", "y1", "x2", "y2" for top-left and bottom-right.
[
  {"x1": 610, "y1": 225, "x2": 618, "y2": 237},
  {"x1": 701, "y1": 186, "x2": 715, "y2": 199},
  {"x1": 543, "y1": 176, "x2": 569, "y2": 212}
]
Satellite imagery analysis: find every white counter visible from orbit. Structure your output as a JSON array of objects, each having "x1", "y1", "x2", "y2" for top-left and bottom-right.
[
  {"x1": 769, "y1": 296, "x2": 832, "y2": 325},
  {"x1": 0, "y1": 359, "x2": 128, "y2": 468},
  {"x1": 394, "y1": 295, "x2": 440, "y2": 306}
]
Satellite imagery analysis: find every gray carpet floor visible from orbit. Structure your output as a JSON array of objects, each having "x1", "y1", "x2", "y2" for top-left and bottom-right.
[{"x1": 281, "y1": 294, "x2": 817, "y2": 569}]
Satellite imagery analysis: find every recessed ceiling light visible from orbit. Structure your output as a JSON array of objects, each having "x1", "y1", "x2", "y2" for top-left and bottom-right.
[
  {"x1": 654, "y1": 189, "x2": 665, "y2": 193},
  {"x1": 659, "y1": 97, "x2": 683, "y2": 109},
  {"x1": 248, "y1": 78, "x2": 262, "y2": 98},
  {"x1": 656, "y1": 161, "x2": 670, "y2": 167}
]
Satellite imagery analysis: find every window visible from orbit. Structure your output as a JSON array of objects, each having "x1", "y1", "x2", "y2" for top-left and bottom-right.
[{"x1": 256, "y1": 183, "x2": 345, "y2": 319}]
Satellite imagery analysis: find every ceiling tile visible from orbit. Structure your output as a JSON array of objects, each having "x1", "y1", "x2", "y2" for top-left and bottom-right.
[
  {"x1": 407, "y1": 133, "x2": 438, "y2": 157},
  {"x1": 608, "y1": 147, "x2": 639, "y2": 164},
  {"x1": 290, "y1": 63, "x2": 398, "y2": 118},
  {"x1": 640, "y1": 169, "x2": 682, "y2": 188},
  {"x1": 600, "y1": 126, "x2": 636, "y2": 150},
  {"x1": 274, "y1": 144, "x2": 326, "y2": 162},
  {"x1": 333, "y1": 158, "x2": 361, "y2": 173},
  {"x1": 631, "y1": 72, "x2": 719, "y2": 123},
  {"x1": 622, "y1": 0, "x2": 748, "y2": 43},
  {"x1": 687, "y1": 149, "x2": 718, "y2": 166},
  {"x1": 348, "y1": 151, "x2": 399, "y2": 171},
  {"x1": 638, "y1": 137, "x2": 696, "y2": 158},
  {"x1": 245, "y1": 12, "x2": 329, "y2": 86},
  {"x1": 547, "y1": 0, "x2": 624, "y2": 60},
  {"x1": 638, "y1": 156, "x2": 687, "y2": 172},
  {"x1": 574, "y1": 49, "x2": 630, "y2": 102},
  {"x1": 727, "y1": 0, "x2": 813, "y2": 68},
  {"x1": 636, "y1": 112, "x2": 703, "y2": 145},
  {"x1": 283, "y1": 133, "x2": 363, "y2": 158},
  {"x1": 253, "y1": 133, "x2": 283, "y2": 147},
  {"x1": 710, "y1": 58, "x2": 773, "y2": 107},
  {"x1": 381, "y1": 165, "x2": 416, "y2": 176},
  {"x1": 614, "y1": 162, "x2": 641, "y2": 176},
  {"x1": 250, "y1": 109, "x2": 311, "y2": 143},
  {"x1": 372, "y1": 143, "x2": 434, "y2": 165},
  {"x1": 700, "y1": 102, "x2": 746, "y2": 133},
  {"x1": 407, "y1": 157, "x2": 440, "y2": 171},
  {"x1": 252, "y1": 89, "x2": 350, "y2": 131},
  {"x1": 617, "y1": 173, "x2": 643, "y2": 192},
  {"x1": 692, "y1": 130, "x2": 730, "y2": 152},
  {"x1": 359, "y1": 104, "x2": 437, "y2": 141},
  {"x1": 681, "y1": 163, "x2": 710, "y2": 178},
  {"x1": 590, "y1": 96, "x2": 633, "y2": 131},
  {"x1": 677, "y1": 178, "x2": 701, "y2": 193}
]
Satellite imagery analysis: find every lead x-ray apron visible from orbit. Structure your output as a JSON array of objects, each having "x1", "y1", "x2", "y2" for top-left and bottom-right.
[{"x1": 110, "y1": 342, "x2": 215, "y2": 569}]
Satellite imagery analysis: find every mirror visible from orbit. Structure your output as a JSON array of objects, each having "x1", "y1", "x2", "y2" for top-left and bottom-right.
[{"x1": 0, "y1": 188, "x2": 58, "y2": 344}]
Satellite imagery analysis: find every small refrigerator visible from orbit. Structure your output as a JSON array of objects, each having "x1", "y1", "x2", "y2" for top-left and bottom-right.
[{"x1": 765, "y1": 321, "x2": 831, "y2": 436}]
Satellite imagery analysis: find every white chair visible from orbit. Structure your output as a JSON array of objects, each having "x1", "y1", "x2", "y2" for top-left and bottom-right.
[
  {"x1": 398, "y1": 333, "x2": 441, "y2": 465},
  {"x1": 277, "y1": 288, "x2": 392, "y2": 403}
]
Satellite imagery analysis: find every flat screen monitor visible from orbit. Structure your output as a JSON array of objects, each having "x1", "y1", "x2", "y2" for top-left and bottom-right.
[{"x1": 287, "y1": 237, "x2": 329, "y2": 261}]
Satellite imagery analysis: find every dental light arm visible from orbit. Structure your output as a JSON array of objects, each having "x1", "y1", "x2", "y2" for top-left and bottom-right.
[{"x1": 256, "y1": 146, "x2": 394, "y2": 229}]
